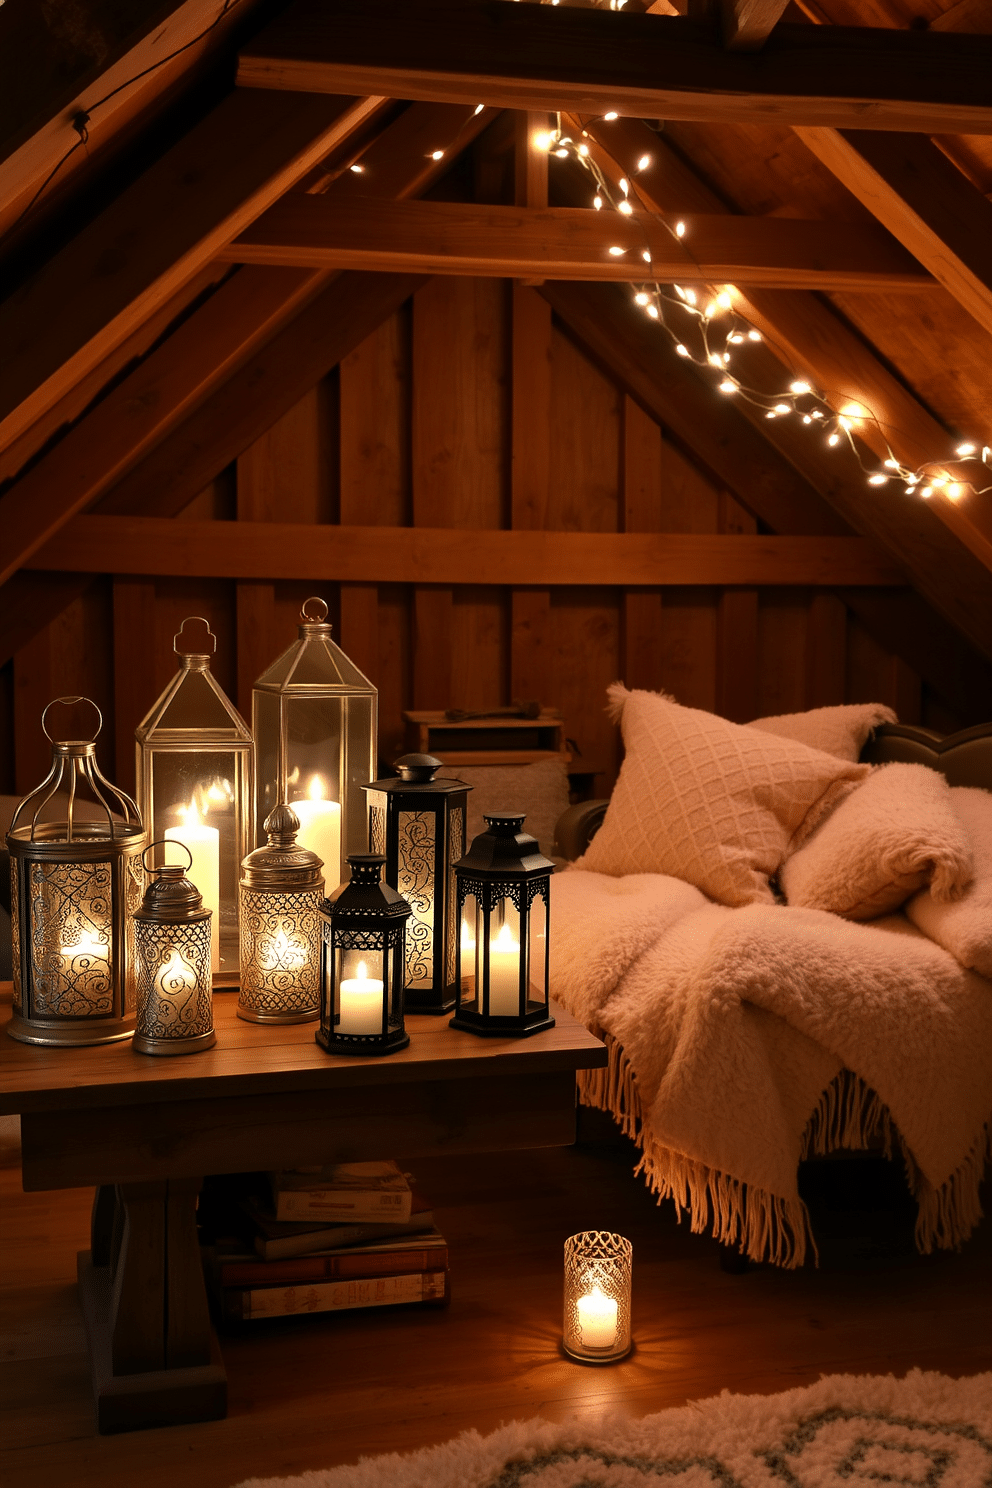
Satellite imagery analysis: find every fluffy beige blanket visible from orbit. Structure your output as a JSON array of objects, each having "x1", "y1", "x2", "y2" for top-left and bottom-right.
[{"x1": 550, "y1": 870, "x2": 992, "y2": 1267}]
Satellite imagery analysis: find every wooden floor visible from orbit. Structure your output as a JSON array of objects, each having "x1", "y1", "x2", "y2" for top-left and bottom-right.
[{"x1": 1, "y1": 1113, "x2": 989, "y2": 1488}]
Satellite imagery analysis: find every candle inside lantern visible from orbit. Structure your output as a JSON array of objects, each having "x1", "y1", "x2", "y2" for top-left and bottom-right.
[
  {"x1": 261, "y1": 926, "x2": 308, "y2": 976},
  {"x1": 154, "y1": 948, "x2": 199, "y2": 1026},
  {"x1": 61, "y1": 926, "x2": 110, "y2": 986},
  {"x1": 166, "y1": 802, "x2": 220, "y2": 971},
  {"x1": 576, "y1": 1285, "x2": 619, "y2": 1350},
  {"x1": 338, "y1": 959, "x2": 384, "y2": 1035},
  {"x1": 487, "y1": 920, "x2": 520, "y2": 1015},
  {"x1": 292, "y1": 775, "x2": 341, "y2": 893}
]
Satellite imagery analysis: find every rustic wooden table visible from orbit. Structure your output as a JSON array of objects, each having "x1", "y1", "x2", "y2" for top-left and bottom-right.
[{"x1": 0, "y1": 988, "x2": 605, "y2": 1435}]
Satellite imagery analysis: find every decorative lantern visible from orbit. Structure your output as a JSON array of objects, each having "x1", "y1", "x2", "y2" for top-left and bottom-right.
[
  {"x1": 450, "y1": 814, "x2": 554, "y2": 1038},
  {"x1": 238, "y1": 804, "x2": 324, "y2": 1024},
  {"x1": 364, "y1": 754, "x2": 470, "y2": 1016},
  {"x1": 317, "y1": 854, "x2": 410, "y2": 1056},
  {"x1": 135, "y1": 617, "x2": 254, "y2": 982},
  {"x1": 252, "y1": 597, "x2": 376, "y2": 896},
  {"x1": 132, "y1": 842, "x2": 215, "y2": 1056},
  {"x1": 563, "y1": 1231, "x2": 633, "y2": 1363},
  {"x1": 6, "y1": 697, "x2": 144, "y2": 1047}
]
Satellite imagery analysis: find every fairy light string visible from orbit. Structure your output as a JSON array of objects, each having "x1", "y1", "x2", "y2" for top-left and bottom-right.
[{"x1": 534, "y1": 116, "x2": 991, "y2": 504}]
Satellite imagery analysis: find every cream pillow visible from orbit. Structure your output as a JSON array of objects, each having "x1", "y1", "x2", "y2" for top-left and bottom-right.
[
  {"x1": 905, "y1": 786, "x2": 992, "y2": 977},
  {"x1": 748, "y1": 703, "x2": 896, "y2": 762},
  {"x1": 780, "y1": 762, "x2": 973, "y2": 921},
  {"x1": 577, "y1": 685, "x2": 869, "y2": 907}
]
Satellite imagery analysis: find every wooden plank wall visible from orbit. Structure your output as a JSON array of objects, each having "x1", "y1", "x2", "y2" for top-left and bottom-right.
[{"x1": 1, "y1": 274, "x2": 961, "y2": 800}]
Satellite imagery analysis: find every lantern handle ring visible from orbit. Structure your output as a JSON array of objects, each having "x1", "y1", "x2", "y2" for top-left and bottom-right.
[
  {"x1": 142, "y1": 839, "x2": 193, "y2": 875},
  {"x1": 301, "y1": 596, "x2": 329, "y2": 624},
  {"x1": 41, "y1": 695, "x2": 103, "y2": 745},
  {"x1": 173, "y1": 616, "x2": 217, "y2": 656}
]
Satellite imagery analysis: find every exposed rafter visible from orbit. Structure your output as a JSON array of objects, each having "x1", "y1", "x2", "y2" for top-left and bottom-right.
[
  {"x1": 793, "y1": 128, "x2": 992, "y2": 339},
  {"x1": 0, "y1": 89, "x2": 386, "y2": 451},
  {"x1": 221, "y1": 196, "x2": 932, "y2": 291},
  {"x1": 237, "y1": 0, "x2": 992, "y2": 135},
  {"x1": 720, "y1": 0, "x2": 791, "y2": 50}
]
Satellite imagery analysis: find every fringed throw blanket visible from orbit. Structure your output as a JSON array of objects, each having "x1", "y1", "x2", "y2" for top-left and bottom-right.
[{"x1": 550, "y1": 871, "x2": 992, "y2": 1267}]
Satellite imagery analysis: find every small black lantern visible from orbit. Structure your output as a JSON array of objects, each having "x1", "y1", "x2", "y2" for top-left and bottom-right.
[
  {"x1": 451, "y1": 814, "x2": 554, "y2": 1038},
  {"x1": 364, "y1": 754, "x2": 471, "y2": 1015},
  {"x1": 317, "y1": 854, "x2": 411, "y2": 1056}
]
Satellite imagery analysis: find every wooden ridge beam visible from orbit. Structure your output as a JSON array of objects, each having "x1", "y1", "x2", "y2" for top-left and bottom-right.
[
  {"x1": 0, "y1": 90, "x2": 387, "y2": 453},
  {"x1": 793, "y1": 128, "x2": 992, "y2": 338},
  {"x1": 542, "y1": 278, "x2": 992, "y2": 659},
  {"x1": 29, "y1": 517, "x2": 903, "y2": 587},
  {"x1": 720, "y1": 0, "x2": 791, "y2": 51},
  {"x1": 237, "y1": 0, "x2": 992, "y2": 135},
  {"x1": 221, "y1": 196, "x2": 932, "y2": 291}
]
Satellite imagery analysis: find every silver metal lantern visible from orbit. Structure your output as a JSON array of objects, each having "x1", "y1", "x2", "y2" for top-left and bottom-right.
[
  {"x1": 252, "y1": 597, "x2": 377, "y2": 896},
  {"x1": 364, "y1": 754, "x2": 470, "y2": 1015},
  {"x1": 451, "y1": 813, "x2": 554, "y2": 1038},
  {"x1": 135, "y1": 616, "x2": 254, "y2": 981},
  {"x1": 563, "y1": 1231, "x2": 633, "y2": 1363},
  {"x1": 317, "y1": 854, "x2": 410, "y2": 1057},
  {"x1": 6, "y1": 697, "x2": 144, "y2": 1047},
  {"x1": 132, "y1": 842, "x2": 215, "y2": 1056},
  {"x1": 238, "y1": 803, "x2": 324, "y2": 1024}
]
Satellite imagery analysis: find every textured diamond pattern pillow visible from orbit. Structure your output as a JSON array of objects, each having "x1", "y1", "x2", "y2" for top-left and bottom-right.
[
  {"x1": 748, "y1": 702, "x2": 896, "y2": 763},
  {"x1": 577, "y1": 685, "x2": 870, "y2": 906}
]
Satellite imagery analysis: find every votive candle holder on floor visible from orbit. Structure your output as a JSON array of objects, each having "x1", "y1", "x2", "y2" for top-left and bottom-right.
[{"x1": 563, "y1": 1231, "x2": 632, "y2": 1363}]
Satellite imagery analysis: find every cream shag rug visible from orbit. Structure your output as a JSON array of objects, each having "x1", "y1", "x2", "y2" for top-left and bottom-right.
[{"x1": 232, "y1": 1370, "x2": 991, "y2": 1488}]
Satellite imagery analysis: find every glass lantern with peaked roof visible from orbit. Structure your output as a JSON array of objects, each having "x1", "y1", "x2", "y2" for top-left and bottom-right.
[
  {"x1": 252, "y1": 597, "x2": 377, "y2": 896},
  {"x1": 135, "y1": 617, "x2": 254, "y2": 981}
]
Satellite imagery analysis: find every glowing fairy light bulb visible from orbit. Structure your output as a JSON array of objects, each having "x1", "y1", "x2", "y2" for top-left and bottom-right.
[
  {"x1": 707, "y1": 353, "x2": 723, "y2": 368},
  {"x1": 349, "y1": 163, "x2": 364, "y2": 174},
  {"x1": 619, "y1": 178, "x2": 629, "y2": 195},
  {"x1": 675, "y1": 221, "x2": 686, "y2": 237},
  {"x1": 840, "y1": 402, "x2": 866, "y2": 424},
  {"x1": 578, "y1": 143, "x2": 590, "y2": 156},
  {"x1": 636, "y1": 154, "x2": 651, "y2": 171},
  {"x1": 955, "y1": 443, "x2": 975, "y2": 457},
  {"x1": 868, "y1": 474, "x2": 888, "y2": 486},
  {"x1": 474, "y1": 103, "x2": 485, "y2": 115},
  {"x1": 554, "y1": 147, "x2": 569, "y2": 158},
  {"x1": 533, "y1": 131, "x2": 553, "y2": 151},
  {"x1": 675, "y1": 343, "x2": 689, "y2": 356},
  {"x1": 704, "y1": 301, "x2": 718, "y2": 319},
  {"x1": 947, "y1": 483, "x2": 964, "y2": 499},
  {"x1": 920, "y1": 485, "x2": 934, "y2": 497},
  {"x1": 608, "y1": 245, "x2": 625, "y2": 256},
  {"x1": 604, "y1": 111, "x2": 619, "y2": 121},
  {"x1": 634, "y1": 292, "x2": 650, "y2": 305},
  {"x1": 789, "y1": 380, "x2": 811, "y2": 396},
  {"x1": 773, "y1": 403, "x2": 791, "y2": 415},
  {"x1": 646, "y1": 304, "x2": 658, "y2": 318},
  {"x1": 717, "y1": 291, "x2": 733, "y2": 311},
  {"x1": 828, "y1": 433, "x2": 840, "y2": 447},
  {"x1": 594, "y1": 196, "x2": 603, "y2": 210},
  {"x1": 642, "y1": 250, "x2": 651, "y2": 262},
  {"x1": 884, "y1": 458, "x2": 900, "y2": 470},
  {"x1": 718, "y1": 379, "x2": 738, "y2": 394},
  {"x1": 748, "y1": 329, "x2": 762, "y2": 342},
  {"x1": 617, "y1": 199, "x2": 633, "y2": 215},
  {"x1": 430, "y1": 150, "x2": 444, "y2": 161}
]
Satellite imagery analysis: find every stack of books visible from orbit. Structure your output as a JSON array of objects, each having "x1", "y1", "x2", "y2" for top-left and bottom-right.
[{"x1": 204, "y1": 1161, "x2": 449, "y2": 1323}]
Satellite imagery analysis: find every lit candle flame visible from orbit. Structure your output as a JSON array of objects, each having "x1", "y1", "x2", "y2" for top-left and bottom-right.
[
  {"x1": 308, "y1": 775, "x2": 326, "y2": 802},
  {"x1": 492, "y1": 922, "x2": 519, "y2": 952}
]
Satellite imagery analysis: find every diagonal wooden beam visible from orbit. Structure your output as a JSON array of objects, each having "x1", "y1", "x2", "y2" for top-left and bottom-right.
[
  {"x1": 237, "y1": 0, "x2": 992, "y2": 135},
  {"x1": 720, "y1": 0, "x2": 790, "y2": 50},
  {"x1": 221, "y1": 196, "x2": 932, "y2": 290},
  {"x1": 28, "y1": 516, "x2": 903, "y2": 587},
  {"x1": 0, "y1": 102, "x2": 494, "y2": 594},
  {"x1": 542, "y1": 278, "x2": 992, "y2": 660},
  {"x1": 792, "y1": 128, "x2": 992, "y2": 339},
  {"x1": 570, "y1": 115, "x2": 992, "y2": 576},
  {"x1": 0, "y1": 88, "x2": 387, "y2": 452}
]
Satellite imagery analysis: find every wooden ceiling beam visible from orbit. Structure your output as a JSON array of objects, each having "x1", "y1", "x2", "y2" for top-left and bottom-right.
[
  {"x1": 572, "y1": 116, "x2": 992, "y2": 577},
  {"x1": 0, "y1": 102, "x2": 494, "y2": 594},
  {"x1": 0, "y1": 88, "x2": 387, "y2": 453},
  {"x1": 543, "y1": 278, "x2": 992, "y2": 659},
  {"x1": 237, "y1": 0, "x2": 992, "y2": 135},
  {"x1": 29, "y1": 517, "x2": 902, "y2": 588},
  {"x1": 792, "y1": 129, "x2": 992, "y2": 339},
  {"x1": 221, "y1": 196, "x2": 932, "y2": 291},
  {"x1": 720, "y1": 0, "x2": 791, "y2": 50}
]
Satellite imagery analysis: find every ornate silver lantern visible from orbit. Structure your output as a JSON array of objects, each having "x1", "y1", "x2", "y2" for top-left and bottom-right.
[
  {"x1": 6, "y1": 697, "x2": 144, "y2": 1047},
  {"x1": 132, "y1": 842, "x2": 215, "y2": 1056},
  {"x1": 238, "y1": 803, "x2": 324, "y2": 1024},
  {"x1": 451, "y1": 813, "x2": 554, "y2": 1038},
  {"x1": 563, "y1": 1231, "x2": 633, "y2": 1363},
  {"x1": 135, "y1": 616, "x2": 254, "y2": 982},
  {"x1": 317, "y1": 854, "x2": 410, "y2": 1056},
  {"x1": 252, "y1": 597, "x2": 377, "y2": 895},
  {"x1": 364, "y1": 754, "x2": 470, "y2": 1015}
]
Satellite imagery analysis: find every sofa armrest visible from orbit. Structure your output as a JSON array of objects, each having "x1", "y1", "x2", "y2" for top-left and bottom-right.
[{"x1": 554, "y1": 799, "x2": 610, "y2": 862}]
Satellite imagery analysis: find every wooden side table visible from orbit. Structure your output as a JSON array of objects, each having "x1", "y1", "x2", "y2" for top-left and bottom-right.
[{"x1": 0, "y1": 989, "x2": 605, "y2": 1434}]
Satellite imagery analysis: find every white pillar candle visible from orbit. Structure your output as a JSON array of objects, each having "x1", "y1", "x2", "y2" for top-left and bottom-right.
[
  {"x1": 166, "y1": 805, "x2": 220, "y2": 972},
  {"x1": 293, "y1": 776, "x2": 341, "y2": 893},
  {"x1": 487, "y1": 921, "x2": 521, "y2": 1016},
  {"x1": 338, "y1": 959, "x2": 384, "y2": 1035},
  {"x1": 576, "y1": 1286, "x2": 619, "y2": 1350}
]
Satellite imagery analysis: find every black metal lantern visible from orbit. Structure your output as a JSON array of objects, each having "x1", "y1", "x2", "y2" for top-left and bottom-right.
[
  {"x1": 364, "y1": 754, "x2": 470, "y2": 1016},
  {"x1": 317, "y1": 854, "x2": 411, "y2": 1056},
  {"x1": 6, "y1": 697, "x2": 145, "y2": 1047},
  {"x1": 451, "y1": 814, "x2": 554, "y2": 1038}
]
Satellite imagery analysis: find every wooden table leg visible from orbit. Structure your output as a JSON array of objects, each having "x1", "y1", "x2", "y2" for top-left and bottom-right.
[{"x1": 77, "y1": 1178, "x2": 226, "y2": 1433}]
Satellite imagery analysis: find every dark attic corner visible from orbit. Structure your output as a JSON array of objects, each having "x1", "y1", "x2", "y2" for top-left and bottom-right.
[{"x1": 0, "y1": 0, "x2": 990, "y2": 1482}]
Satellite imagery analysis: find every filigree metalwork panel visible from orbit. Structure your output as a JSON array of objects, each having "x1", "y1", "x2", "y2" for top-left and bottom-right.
[
  {"x1": 123, "y1": 855, "x2": 144, "y2": 1013},
  {"x1": 368, "y1": 799, "x2": 386, "y2": 857},
  {"x1": 398, "y1": 810, "x2": 434, "y2": 986},
  {"x1": 447, "y1": 806, "x2": 464, "y2": 984},
  {"x1": 135, "y1": 922, "x2": 212, "y2": 1040},
  {"x1": 29, "y1": 860, "x2": 114, "y2": 1018},
  {"x1": 329, "y1": 926, "x2": 405, "y2": 952},
  {"x1": 10, "y1": 864, "x2": 21, "y2": 1010},
  {"x1": 240, "y1": 888, "x2": 321, "y2": 1014}
]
